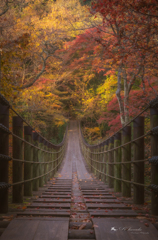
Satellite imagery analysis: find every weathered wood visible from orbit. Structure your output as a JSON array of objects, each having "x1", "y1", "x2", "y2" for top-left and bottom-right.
[
  {"x1": 33, "y1": 132, "x2": 39, "y2": 191},
  {"x1": 0, "y1": 219, "x2": 69, "y2": 240},
  {"x1": 83, "y1": 193, "x2": 111, "y2": 196},
  {"x1": 89, "y1": 209, "x2": 137, "y2": 217},
  {"x1": 150, "y1": 108, "x2": 158, "y2": 215},
  {"x1": 80, "y1": 187, "x2": 104, "y2": 190},
  {"x1": 68, "y1": 229, "x2": 95, "y2": 239},
  {"x1": 38, "y1": 136, "x2": 44, "y2": 187},
  {"x1": 0, "y1": 103, "x2": 9, "y2": 213},
  {"x1": 24, "y1": 126, "x2": 33, "y2": 196},
  {"x1": 48, "y1": 188, "x2": 71, "y2": 191},
  {"x1": 50, "y1": 146, "x2": 54, "y2": 178},
  {"x1": 43, "y1": 140, "x2": 48, "y2": 184},
  {"x1": 101, "y1": 142, "x2": 106, "y2": 182},
  {"x1": 17, "y1": 211, "x2": 70, "y2": 217},
  {"x1": 97, "y1": 145, "x2": 101, "y2": 179},
  {"x1": 12, "y1": 116, "x2": 23, "y2": 204},
  {"x1": 82, "y1": 191, "x2": 109, "y2": 194},
  {"x1": 0, "y1": 221, "x2": 9, "y2": 228},
  {"x1": 84, "y1": 196, "x2": 116, "y2": 199},
  {"x1": 33, "y1": 219, "x2": 69, "y2": 240},
  {"x1": 104, "y1": 140, "x2": 108, "y2": 183},
  {"x1": 48, "y1": 184, "x2": 72, "y2": 187},
  {"x1": 46, "y1": 142, "x2": 51, "y2": 182},
  {"x1": 0, "y1": 219, "x2": 39, "y2": 240},
  {"x1": 28, "y1": 203, "x2": 70, "y2": 208},
  {"x1": 84, "y1": 199, "x2": 119, "y2": 203},
  {"x1": 90, "y1": 148, "x2": 93, "y2": 172},
  {"x1": 45, "y1": 191, "x2": 71, "y2": 194},
  {"x1": 108, "y1": 137, "x2": 114, "y2": 188},
  {"x1": 122, "y1": 126, "x2": 131, "y2": 197},
  {"x1": 25, "y1": 208, "x2": 70, "y2": 212},
  {"x1": 87, "y1": 203, "x2": 130, "y2": 209},
  {"x1": 99, "y1": 144, "x2": 103, "y2": 181},
  {"x1": 69, "y1": 222, "x2": 93, "y2": 229},
  {"x1": 40, "y1": 195, "x2": 71, "y2": 198},
  {"x1": 93, "y1": 218, "x2": 158, "y2": 240},
  {"x1": 133, "y1": 116, "x2": 144, "y2": 204},
  {"x1": 114, "y1": 133, "x2": 121, "y2": 192},
  {"x1": 34, "y1": 198, "x2": 71, "y2": 203}
]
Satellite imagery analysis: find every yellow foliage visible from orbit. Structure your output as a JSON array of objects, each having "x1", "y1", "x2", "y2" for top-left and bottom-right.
[
  {"x1": 84, "y1": 126, "x2": 101, "y2": 139},
  {"x1": 97, "y1": 74, "x2": 117, "y2": 104}
]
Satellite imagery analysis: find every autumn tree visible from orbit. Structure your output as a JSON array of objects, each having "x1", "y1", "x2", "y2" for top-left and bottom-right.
[{"x1": 90, "y1": 0, "x2": 158, "y2": 125}]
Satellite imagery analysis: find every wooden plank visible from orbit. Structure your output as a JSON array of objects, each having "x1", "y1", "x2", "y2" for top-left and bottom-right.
[
  {"x1": 34, "y1": 198, "x2": 71, "y2": 203},
  {"x1": 48, "y1": 187, "x2": 71, "y2": 189},
  {"x1": 49, "y1": 187, "x2": 72, "y2": 189},
  {"x1": 42, "y1": 192, "x2": 71, "y2": 195},
  {"x1": 89, "y1": 209, "x2": 137, "y2": 217},
  {"x1": 33, "y1": 220, "x2": 69, "y2": 240},
  {"x1": 93, "y1": 218, "x2": 158, "y2": 240},
  {"x1": 54, "y1": 180, "x2": 72, "y2": 181},
  {"x1": 47, "y1": 188, "x2": 71, "y2": 191},
  {"x1": 45, "y1": 191, "x2": 71, "y2": 194},
  {"x1": 29, "y1": 203, "x2": 70, "y2": 208},
  {"x1": 16, "y1": 217, "x2": 70, "y2": 221},
  {"x1": 0, "y1": 219, "x2": 39, "y2": 240},
  {"x1": 68, "y1": 229, "x2": 95, "y2": 239},
  {"x1": 80, "y1": 188, "x2": 104, "y2": 190},
  {"x1": 82, "y1": 190, "x2": 109, "y2": 193},
  {"x1": 84, "y1": 196, "x2": 116, "y2": 199},
  {"x1": 41, "y1": 195, "x2": 71, "y2": 198},
  {"x1": 85, "y1": 199, "x2": 119, "y2": 203},
  {"x1": 47, "y1": 185, "x2": 71, "y2": 188},
  {"x1": 0, "y1": 219, "x2": 69, "y2": 240},
  {"x1": 82, "y1": 193, "x2": 111, "y2": 196},
  {"x1": 25, "y1": 209, "x2": 70, "y2": 213},
  {"x1": 87, "y1": 203, "x2": 130, "y2": 209},
  {"x1": 17, "y1": 211, "x2": 70, "y2": 217},
  {"x1": 79, "y1": 184, "x2": 101, "y2": 187}
]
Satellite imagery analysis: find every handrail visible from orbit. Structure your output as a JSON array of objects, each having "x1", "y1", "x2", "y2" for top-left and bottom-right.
[
  {"x1": 79, "y1": 96, "x2": 158, "y2": 216},
  {"x1": 0, "y1": 93, "x2": 68, "y2": 213},
  {"x1": 0, "y1": 93, "x2": 64, "y2": 149}
]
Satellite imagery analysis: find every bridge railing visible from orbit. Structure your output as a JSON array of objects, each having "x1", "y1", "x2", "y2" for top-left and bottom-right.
[
  {"x1": 0, "y1": 94, "x2": 68, "y2": 213},
  {"x1": 79, "y1": 97, "x2": 158, "y2": 216}
]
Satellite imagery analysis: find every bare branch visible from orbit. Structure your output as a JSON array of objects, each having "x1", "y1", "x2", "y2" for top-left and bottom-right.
[
  {"x1": 20, "y1": 54, "x2": 49, "y2": 89},
  {"x1": 146, "y1": 77, "x2": 158, "y2": 96},
  {"x1": 116, "y1": 66, "x2": 125, "y2": 125},
  {"x1": 0, "y1": 0, "x2": 9, "y2": 17},
  {"x1": 127, "y1": 64, "x2": 143, "y2": 95}
]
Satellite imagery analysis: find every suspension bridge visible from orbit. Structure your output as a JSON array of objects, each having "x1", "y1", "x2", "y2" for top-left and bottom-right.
[{"x1": 0, "y1": 94, "x2": 158, "y2": 240}]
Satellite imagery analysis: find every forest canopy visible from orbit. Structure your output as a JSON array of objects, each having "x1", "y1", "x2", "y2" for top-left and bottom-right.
[{"x1": 0, "y1": 0, "x2": 158, "y2": 142}]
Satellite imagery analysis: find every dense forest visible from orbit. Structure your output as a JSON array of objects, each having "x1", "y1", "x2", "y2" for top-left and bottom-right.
[{"x1": 1, "y1": 0, "x2": 158, "y2": 143}]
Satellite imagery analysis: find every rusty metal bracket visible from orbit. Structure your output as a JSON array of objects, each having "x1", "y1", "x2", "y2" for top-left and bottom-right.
[
  {"x1": 150, "y1": 126, "x2": 158, "y2": 135},
  {"x1": 0, "y1": 154, "x2": 12, "y2": 161},
  {"x1": 150, "y1": 97, "x2": 158, "y2": 108},
  {"x1": 0, "y1": 124, "x2": 10, "y2": 133},
  {"x1": 149, "y1": 156, "x2": 158, "y2": 165},
  {"x1": 148, "y1": 184, "x2": 158, "y2": 193},
  {"x1": 0, "y1": 182, "x2": 11, "y2": 190}
]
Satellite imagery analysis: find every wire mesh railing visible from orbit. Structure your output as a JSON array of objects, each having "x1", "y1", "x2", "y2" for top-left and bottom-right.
[
  {"x1": 79, "y1": 97, "x2": 158, "y2": 216},
  {"x1": 0, "y1": 93, "x2": 68, "y2": 213}
]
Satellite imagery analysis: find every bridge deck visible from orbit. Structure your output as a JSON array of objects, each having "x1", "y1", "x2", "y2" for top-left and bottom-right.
[{"x1": 0, "y1": 121, "x2": 158, "y2": 240}]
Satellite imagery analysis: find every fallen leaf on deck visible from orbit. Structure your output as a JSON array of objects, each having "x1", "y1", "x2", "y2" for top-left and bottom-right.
[
  {"x1": 79, "y1": 224, "x2": 86, "y2": 230},
  {"x1": 144, "y1": 223, "x2": 149, "y2": 227}
]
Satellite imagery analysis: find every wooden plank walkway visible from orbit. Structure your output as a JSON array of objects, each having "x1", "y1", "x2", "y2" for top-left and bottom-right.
[{"x1": 0, "y1": 121, "x2": 158, "y2": 240}]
